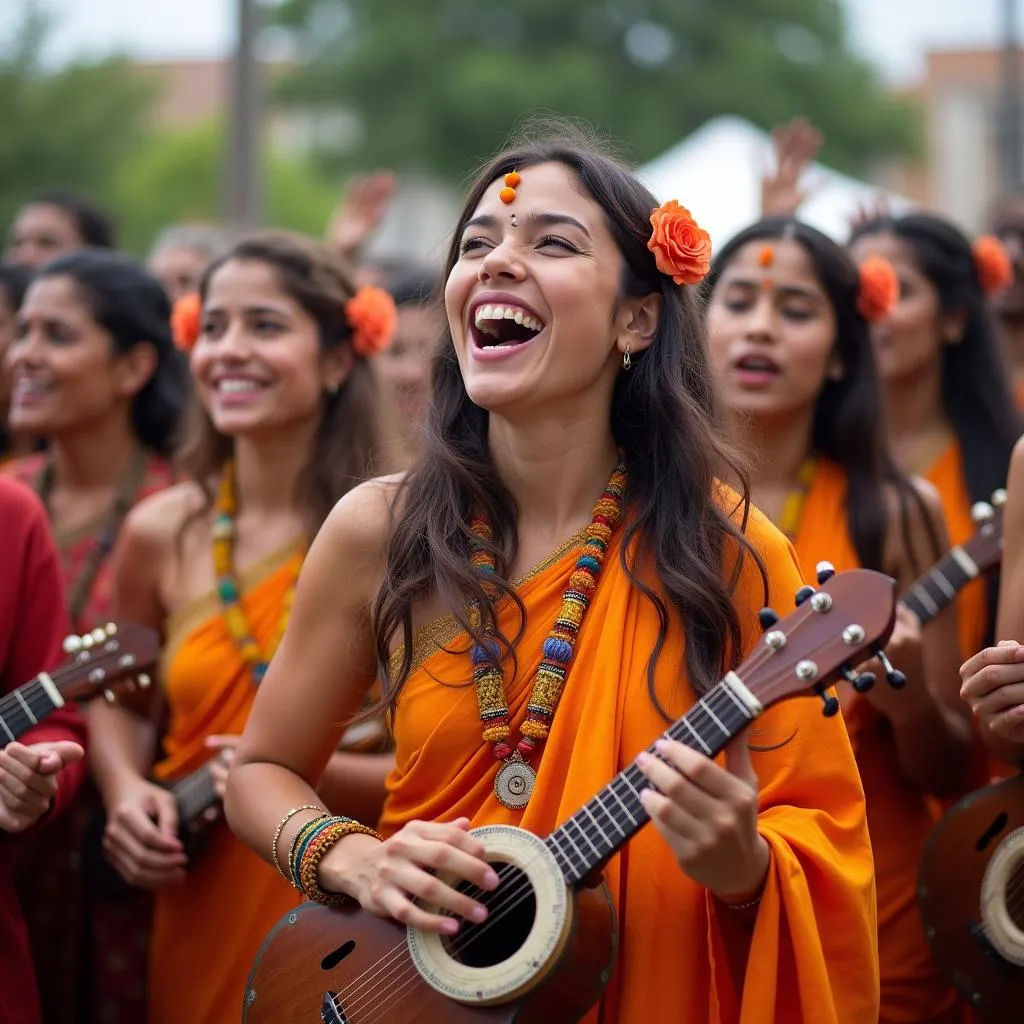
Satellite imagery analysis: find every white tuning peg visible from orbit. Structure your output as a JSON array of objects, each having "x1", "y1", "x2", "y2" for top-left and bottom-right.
[
  {"x1": 103, "y1": 689, "x2": 117, "y2": 703},
  {"x1": 993, "y1": 489, "x2": 1008, "y2": 509},
  {"x1": 90, "y1": 628, "x2": 107, "y2": 644},
  {"x1": 137, "y1": 673, "x2": 151, "y2": 689},
  {"x1": 62, "y1": 634, "x2": 83, "y2": 654},
  {"x1": 104, "y1": 622, "x2": 118, "y2": 635},
  {"x1": 971, "y1": 501, "x2": 994, "y2": 523},
  {"x1": 81, "y1": 633, "x2": 95, "y2": 649}
]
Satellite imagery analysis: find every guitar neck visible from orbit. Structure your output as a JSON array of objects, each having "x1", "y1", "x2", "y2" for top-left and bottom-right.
[
  {"x1": 900, "y1": 546, "x2": 979, "y2": 626},
  {"x1": 0, "y1": 674, "x2": 63, "y2": 747},
  {"x1": 172, "y1": 762, "x2": 219, "y2": 824},
  {"x1": 544, "y1": 674, "x2": 759, "y2": 885}
]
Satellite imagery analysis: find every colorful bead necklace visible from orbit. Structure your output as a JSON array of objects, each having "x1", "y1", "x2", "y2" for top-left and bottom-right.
[
  {"x1": 777, "y1": 456, "x2": 817, "y2": 540},
  {"x1": 469, "y1": 460, "x2": 627, "y2": 808},
  {"x1": 213, "y1": 460, "x2": 302, "y2": 684}
]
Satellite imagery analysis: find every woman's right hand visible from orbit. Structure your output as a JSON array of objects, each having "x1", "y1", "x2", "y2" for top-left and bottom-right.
[
  {"x1": 320, "y1": 818, "x2": 500, "y2": 934},
  {"x1": 103, "y1": 774, "x2": 187, "y2": 889}
]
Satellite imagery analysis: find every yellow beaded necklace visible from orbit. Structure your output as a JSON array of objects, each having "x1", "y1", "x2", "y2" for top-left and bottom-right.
[
  {"x1": 777, "y1": 456, "x2": 817, "y2": 540},
  {"x1": 212, "y1": 460, "x2": 303, "y2": 684}
]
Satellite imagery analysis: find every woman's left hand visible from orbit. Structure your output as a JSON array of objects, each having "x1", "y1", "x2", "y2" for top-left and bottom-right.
[{"x1": 636, "y1": 735, "x2": 769, "y2": 902}]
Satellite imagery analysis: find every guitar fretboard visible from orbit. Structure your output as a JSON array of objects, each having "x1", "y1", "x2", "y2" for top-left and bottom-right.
[
  {"x1": 0, "y1": 675, "x2": 63, "y2": 746},
  {"x1": 543, "y1": 676, "x2": 758, "y2": 885},
  {"x1": 900, "y1": 547, "x2": 978, "y2": 626},
  {"x1": 173, "y1": 763, "x2": 219, "y2": 823}
]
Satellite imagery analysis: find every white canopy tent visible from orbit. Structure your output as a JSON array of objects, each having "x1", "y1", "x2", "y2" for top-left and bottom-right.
[{"x1": 636, "y1": 116, "x2": 913, "y2": 247}]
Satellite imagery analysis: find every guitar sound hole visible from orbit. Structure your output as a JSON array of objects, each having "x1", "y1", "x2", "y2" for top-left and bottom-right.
[
  {"x1": 977, "y1": 812, "x2": 1009, "y2": 852},
  {"x1": 321, "y1": 940, "x2": 356, "y2": 971},
  {"x1": 1008, "y1": 861, "x2": 1024, "y2": 932},
  {"x1": 443, "y1": 865, "x2": 536, "y2": 969}
]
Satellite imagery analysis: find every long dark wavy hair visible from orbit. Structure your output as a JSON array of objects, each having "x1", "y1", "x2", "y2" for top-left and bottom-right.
[
  {"x1": 706, "y1": 217, "x2": 938, "y2": 573},
  {"x1": 372, "y1": 135, "x2": 767, "y2": 716},
  {"x1": 851, "y1": 214, "x2": 1023, "y2": 638},
  {"x1": 178, "y1": 231, "x2": 391, "y2": 537},
  {"x1": 35, "y1": 249, "x2": 188, "y2": 457}
]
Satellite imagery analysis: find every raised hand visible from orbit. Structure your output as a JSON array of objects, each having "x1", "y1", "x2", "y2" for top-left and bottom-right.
[
  {"x1": 761, "y1": 117, "x2": 824, "y2": 218},
  {"x1": 326, "y1": 170, "x2": 398, "y2": 261}
]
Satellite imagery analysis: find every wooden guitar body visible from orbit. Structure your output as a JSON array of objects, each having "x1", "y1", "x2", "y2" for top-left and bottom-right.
[
  {"x1": 918, "y1": 773, "x2": 1024, "y2": 1021},
  {"x1": 243, "y1": 878, "x2": 616, "y2": 1024}
]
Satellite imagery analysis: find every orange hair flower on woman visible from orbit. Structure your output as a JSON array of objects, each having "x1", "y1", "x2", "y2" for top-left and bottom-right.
[
  {"x1": 973, "y1": 235, "x2": 1013, "y2": 295},
  {"x1": 345, "y1": 285, "x2": 397, "y2": 357},
  {"x1": 856, "y1": 255, "x2": 899, "y2": 323},
  {"x1": 171, "y1": 292, "x2": 202, "y2": 353},
  {"x1": 647, "y1": 200, "x2": 712, "y2": 286}
]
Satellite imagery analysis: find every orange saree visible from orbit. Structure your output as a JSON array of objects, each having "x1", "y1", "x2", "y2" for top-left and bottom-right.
[
  {"x1": 147, "y1": 543, "x2": 302, "y2": 1024},
  {"x1": 379, "y1": 500, "x2": 878, "y2": 1024},
  {"x1": 792, "y1": 458, "x2": 957, "y2": 1023}
]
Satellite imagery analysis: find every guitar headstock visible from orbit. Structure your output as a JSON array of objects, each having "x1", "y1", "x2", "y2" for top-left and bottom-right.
[
  {"x1": 962, "y1": 489, "x2": 1007, "y2": 575},
  {"x1": 739, "y1": 565, "x2": 898, "y2": 717},
  {"x1": 56, "y1": 622, "x2": 161, "y2": 703}
]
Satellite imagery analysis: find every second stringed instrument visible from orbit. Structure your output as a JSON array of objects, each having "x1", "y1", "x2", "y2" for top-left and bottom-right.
[{"x1": 243, "y1": 566, "x2": 899, "y2": 1024}]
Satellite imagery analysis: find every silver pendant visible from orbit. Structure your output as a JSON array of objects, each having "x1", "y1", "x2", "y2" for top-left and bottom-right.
[{"x1": 494, "y1": 753, "x2": 536, "y2": 809}]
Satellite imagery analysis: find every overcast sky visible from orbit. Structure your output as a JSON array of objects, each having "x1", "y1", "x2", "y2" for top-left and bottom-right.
[{"x1": 0, "y1": 0, "x2": 1018, "y2": 86}]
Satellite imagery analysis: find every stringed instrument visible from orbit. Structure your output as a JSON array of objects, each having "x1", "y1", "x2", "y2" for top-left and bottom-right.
[
  {"x1": 918, "y1": 773, "x2": 1024, "y2": 1020},
  {"x1": 243, "y1": 566, "x2": 899, "y2": 1024},
  {"x1": 0, "y1": 622, "x2": 159, "y2": 745},
  {"x1": 899, "y1": 489, "x2": 1005, "y2": 626}
]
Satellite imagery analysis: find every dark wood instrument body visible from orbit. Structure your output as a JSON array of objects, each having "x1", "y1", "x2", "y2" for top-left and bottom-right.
[
  {"x1": 243, "y1": 881, "x2": 617, "y2": 1024},
  {"x1": 918, "y1": 773, "x2": 1024, "y2": 1021}
]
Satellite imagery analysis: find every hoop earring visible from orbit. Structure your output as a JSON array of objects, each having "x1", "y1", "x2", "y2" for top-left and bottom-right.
[{"x1": 622, "y1": 345, "x2": 631, "y2": 371}]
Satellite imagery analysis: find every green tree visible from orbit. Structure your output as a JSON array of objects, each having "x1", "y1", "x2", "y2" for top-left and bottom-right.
[
  {"x1": 0, "y1": 2, "x2": 154, "y2": 241},
  {"x1": 272, "y1": 0, "x2": 915, "y2": 180}
]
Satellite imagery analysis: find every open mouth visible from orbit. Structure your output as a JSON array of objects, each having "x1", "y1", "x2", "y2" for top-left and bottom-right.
[
  {"x1": 471, "y1": 303, "x2": 546, "y2": 349},
  {"x1": 212, "y1": 376, "x2": 272, "y2": 394},
  {"x1": 11, "y1": 377, "x2": 54, "y2": 400},
  {"x1": 734, "y1": 354, "x2": 780, "y2": 376}
]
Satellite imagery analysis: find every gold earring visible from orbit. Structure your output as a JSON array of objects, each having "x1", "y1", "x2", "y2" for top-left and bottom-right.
[{"x1": 622, "y1": 345, "x2": 632, "y2": 371}]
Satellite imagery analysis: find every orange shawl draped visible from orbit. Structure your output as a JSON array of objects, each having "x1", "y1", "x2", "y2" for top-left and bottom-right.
[
  {"x1": 148, "y1": 544, "x2": 302, "y2": 1024},
  {"x1": 923, "y1": 443, "x2": 989, "y2": 663},
  {"x1": 379, "y1": 501, "x2": 878, "y2": 1024},
  {"x1": 792, "y1": 459, "x2": 957, "y2": 1023}
]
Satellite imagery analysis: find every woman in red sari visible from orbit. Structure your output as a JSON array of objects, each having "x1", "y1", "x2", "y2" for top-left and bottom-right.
[{"x1": 3, "y1": 249, "x2": 188, "y2": 1023}]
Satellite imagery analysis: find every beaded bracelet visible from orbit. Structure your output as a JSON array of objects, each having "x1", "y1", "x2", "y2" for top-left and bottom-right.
[
  {"x1": 288, "y1": 813, "x2": 331, "y2": 887},
  {"x1": 295, "y1": 815, "x2": 383, "y2": 906},
  {"x1": 271, "y1": 805, "x2": 323, "y2": 880}
]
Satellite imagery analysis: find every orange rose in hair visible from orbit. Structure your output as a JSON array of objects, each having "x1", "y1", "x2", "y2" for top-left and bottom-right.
[
  {"x1": 647, "y1": 200, "x2": 712, "y2": 286},
  {"x1": 345, "y1": 285, "x2": 397, "y2": 357},
  {"x1": 856, "y1": 255, "x2": 899, "y2": 323},
  {"x1": 171, "y1": 292, "x2": 202, "y2": 352},
  {"x1": 973, "y1": 235, "x2": 1013, "y2": 295}
]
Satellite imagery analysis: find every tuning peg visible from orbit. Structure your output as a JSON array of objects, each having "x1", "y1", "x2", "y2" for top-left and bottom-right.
[
  {"x1": 105, "y1": 622, "x2": 118, "y2": 635},
  {"x1": 758, "y1": 608, "x2": 779, "y2": 630},
  {"x1": 795, "y1": 586, "x2": 816, "y2": 606},
  {"x1": 815, "y1": 561, "x2": 836, "y2": 585},
  {"x1": 993, "y1": 488, "x2": 1007, "y2": 508},
  {"x1": 137, "y1": 673, "x2": 151, "y2": 689},
  {"x1": 873, "y1": 647, "x2": 906, "y2": 689},
  {"x1": 103, "y1": 689, "x2": 117, "y2": 703},
  {"x1": 90, "y1": 628, "x2": 107, "y2": 645},
  {"x1": 840, "y1": 666, "x2": 876, "y2": 693},
  {"x1": 81, "y1": 633, "x2": 95, "y2": 649},
  {"x1": 815, "y1": 684, "x2": 840, "y2": 717},
  {"x1": 971, "y1": 501, "x2": 994, "y2": 523},
  {"x1": 62, "y1": 634, "x2": 83, "y2": 654}
]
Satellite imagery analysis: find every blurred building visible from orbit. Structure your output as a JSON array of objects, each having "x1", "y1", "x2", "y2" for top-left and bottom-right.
[{"x1": 888, "y1": 49, "x2": 1019, "y2": 234}]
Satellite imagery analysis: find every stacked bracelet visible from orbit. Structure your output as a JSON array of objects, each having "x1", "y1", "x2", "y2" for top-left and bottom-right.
[
  {"x1": 271, "y1": 804, "x2": 323, "y2": 880},
  {"x1": 291, "y1": 815, "x2": 383, "y2": 906}
]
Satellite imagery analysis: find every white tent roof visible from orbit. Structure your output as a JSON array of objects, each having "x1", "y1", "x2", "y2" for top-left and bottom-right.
[{"x1": 636, "y1": 116, "x2": 912, "y2": 247}]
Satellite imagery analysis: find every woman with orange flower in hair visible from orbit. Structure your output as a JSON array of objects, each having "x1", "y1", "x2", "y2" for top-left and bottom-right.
[
  {"x1": 706, "y1": 217, "x2": 969, "y2": 1023},
  {"x1": 87, "y1": 232, "x2": 398, "y2": 1024},
  {"x1": 849, "y1": 216, "x2": 1022, "y2": 675},
  {"x1": 226, "y1": 137, "x2": 880, "y2": 1022}
]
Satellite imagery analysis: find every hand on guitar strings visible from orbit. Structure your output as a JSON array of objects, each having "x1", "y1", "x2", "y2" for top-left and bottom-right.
[
  {"x1": 319, "y1": 817, "x2": 501, "y2": 934},
  {"x1": 0, "y1": 740, "x2": 84, "y2": 833},
  {"x1": 635, "y1": 734, "x2": 770, "y2": 904},
  {"x1": 960, "y1": 640, "x2": 1024, "y2": 743},
  {"x1": 206, "y1": 734, "x2": 240, "y2": 799},
  {"x1": 102, "y1": 774, "x2": 187, "y2": 889}
]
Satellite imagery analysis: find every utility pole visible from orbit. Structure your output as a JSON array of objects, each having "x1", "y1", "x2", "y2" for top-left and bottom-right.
[
  {"x1": 1001, "y1": 0, "x2": 1022, "y2": 192},
  {"x1": 225, "y1": 0, "x2": 263, "y2": 228}
]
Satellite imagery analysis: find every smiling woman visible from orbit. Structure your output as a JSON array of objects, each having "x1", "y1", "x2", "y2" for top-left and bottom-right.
[{"x1": 224, "y1": 131, "x2": 881, "y2": 1023}]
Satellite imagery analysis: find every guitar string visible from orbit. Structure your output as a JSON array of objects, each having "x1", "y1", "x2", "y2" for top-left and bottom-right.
[
  {"x1": 329, "y1": 618, "x2": 854, "y2": 1018},
  {"x1": 328, "y1": 610, "x2": 850, "y2": 1017}
]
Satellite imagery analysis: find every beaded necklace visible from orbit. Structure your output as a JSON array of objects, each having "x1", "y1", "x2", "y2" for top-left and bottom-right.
[
  {"x1": 469, "y1": 460, "x2": 627, "y2": 808},
  {"x1": 35, "y1": 449, "x2": 147, "y2": 625},
  {"x1": 777, "y1": 456, "x2": 817, "y2": 540},
  {"x1": 213, "y1": 460, "x2": 303, "y2": 684}
]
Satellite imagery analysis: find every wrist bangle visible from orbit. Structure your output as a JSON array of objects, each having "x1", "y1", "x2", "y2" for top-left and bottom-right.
[
  {"x1": 721, "y1": 894, "x2": 762, "y2": 911},
  {"x1": 296, "y1": 816, "x2": 383, "y2": 906},
  {"x1": 271, "y1": 805, "x2": 322, "y2": 880}
]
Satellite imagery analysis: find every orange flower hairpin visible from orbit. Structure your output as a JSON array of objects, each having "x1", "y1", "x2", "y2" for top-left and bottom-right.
[
  {"x1": 647, "y1": 200, "x2": 712, "y2": 286},
  {"x1": 171, "y1": 292, "x2": 202, "y2": 353},
  {"x1": 973, "y1": 235, "x2": 1013, "y2": 295},
  {"x1": 856, "y1": 256, "x2": 899, "y2": 323},
  {"x1": 345, "y1": 285, "x2": 397, "y2": 357}
]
